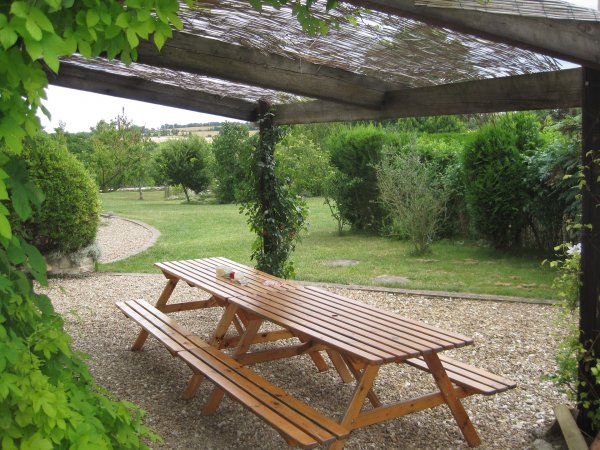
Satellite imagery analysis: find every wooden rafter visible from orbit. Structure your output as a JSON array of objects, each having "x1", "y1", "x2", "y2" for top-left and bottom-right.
[
  {"x1": 273, "y1": 69, "x2": 582, "y2": 124},
  {"x1": 136, "y1": 32, "x2": 391, "y2": 108},
  {"x1": 47, "y1": 62, "x2": 258, "y2": 122},
  {"x1": 347, "y1": 0, "x2": 600, "y2": 69}
]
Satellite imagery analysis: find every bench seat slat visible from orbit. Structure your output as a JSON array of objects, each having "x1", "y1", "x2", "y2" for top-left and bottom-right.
[
  {"x1": 119, "y1": 300, "x2": 198, "y2": 352},
  {"x1": 179, "y1": 349, "x2": 338, "y2": 447},
  {"x1": 186, "y1": 336, "x2": 349, "y2": 439},
  {"x1": 404, "y1": 355, "x2": 516, "y2": 395},
  {"x1": 178, "y1": 350, "x2": 322, "y2": 448},
  {"x1": 118, "y1": 301, "x2": 185, "y2": 353},
  {"x1": 132, "y1": 298, "x2": 197, "y2": 337},
  {"x1": 117, "y1": 299, "x2": 348, "y2": 448}
]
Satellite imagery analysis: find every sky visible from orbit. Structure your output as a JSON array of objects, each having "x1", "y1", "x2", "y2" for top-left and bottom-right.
[{"x1": 39, "y1": 0, "x2": 597, "y2": 133}]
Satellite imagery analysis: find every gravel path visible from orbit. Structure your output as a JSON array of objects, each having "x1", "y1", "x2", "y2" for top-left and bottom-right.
[
  {"x1": 97, "y1": 215, "x2": 160, "y2": 263},
  {"x1": 39, "y1": 217, "x2": 570, "y2": 449}
]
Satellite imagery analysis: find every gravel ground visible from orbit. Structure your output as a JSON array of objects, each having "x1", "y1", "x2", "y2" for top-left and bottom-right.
[
  {"x1": 37, "y1": 217, "x2": 571, "y2": 449},
  {"x1": 40, "y1": 274, "x2": 570, "y2": 450}
]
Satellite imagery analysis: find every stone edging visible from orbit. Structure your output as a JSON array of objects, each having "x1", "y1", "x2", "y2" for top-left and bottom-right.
[
  {"x1": 98, "y1": 270, "x2": 556, "y2": 305},
  {"x1": 101, "y1": 215, "x2": 161, "y2": 263},
  {"x1": 296, "y1": 281, "x2": 558, "y2": 305}
]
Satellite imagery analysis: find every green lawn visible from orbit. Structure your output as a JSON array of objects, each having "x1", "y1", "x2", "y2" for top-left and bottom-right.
[{"x1": 100, "y1": 190, "x2": 557, "y2": 299}]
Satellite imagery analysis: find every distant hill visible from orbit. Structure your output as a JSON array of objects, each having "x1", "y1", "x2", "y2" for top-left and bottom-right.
[{"x1": 146, "y1": 121, "x2": 258, "y2": 143}]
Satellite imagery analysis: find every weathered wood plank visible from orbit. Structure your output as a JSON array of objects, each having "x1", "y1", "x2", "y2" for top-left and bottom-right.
[
  {"x1": 405, "y1": 355, "x2": 515, "y2": 395},
  {"x1": 347, "y1": 0, "x2": 600, "y2": 68},
  {"x1": 136, "y1": 31, "x2": 392, "y2": 108},
  {"x1": 578, "y1": 67, "x2": 600, "y2": 436},
  {"x1": 554, "y1": 404, "x2": 588, "y2": 450},
  {"x1": 274, "y1": 68, "x2": 581, "y2": 124},
  {"x1": 161, "y1": 298, "x2": 221, "y2": 313},
  {"x1": 229, "y1": 294, "x2": 386, "y2": 363},
  {"x1": 221, "y1": 329, "x2": 295, "y2": 348},
  {"x1": 48, "y1": 62, "x2": 257, "y2": 122}
]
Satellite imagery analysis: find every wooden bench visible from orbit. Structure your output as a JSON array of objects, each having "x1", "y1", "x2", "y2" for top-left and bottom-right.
[
  {"x1": 405, "y1": 355, "x2": 516, "y2": 395},
  {"x1": 116, "y1": 299, "x2": 349, "y2": 449}
]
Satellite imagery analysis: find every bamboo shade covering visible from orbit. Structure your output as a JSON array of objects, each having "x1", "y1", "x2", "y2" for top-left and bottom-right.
[
  {"x1": 60, "y1": 0, "x2": 583, "y2": 105},
  {"x1": 179, "y1": 0, "x2": 560, "y2": 86}
]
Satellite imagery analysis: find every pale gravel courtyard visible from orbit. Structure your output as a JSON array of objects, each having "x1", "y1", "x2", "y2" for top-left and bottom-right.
[{"x1": 38, "y1": 216, "x2": 571, "y2": 449}]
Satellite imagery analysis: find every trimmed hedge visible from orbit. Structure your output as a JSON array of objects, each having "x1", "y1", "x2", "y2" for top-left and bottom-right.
[
  {"x1": 326, "y1": 125, "x2": 395, "y2": 232},
  {"x1": 463, "y1": 123, "x2": 528, "y2": 248}
]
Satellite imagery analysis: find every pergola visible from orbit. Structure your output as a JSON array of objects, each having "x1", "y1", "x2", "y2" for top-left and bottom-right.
[{"x1": 46, "y1": 0, "x2": 600, "y2": 433}]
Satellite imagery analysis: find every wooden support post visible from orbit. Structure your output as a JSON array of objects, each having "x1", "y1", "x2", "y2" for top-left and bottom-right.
[
  {"x1": 257, "y1": 99, "x2": 276, "y2": 259},
  {"x1": 327, "y1": 350, "x2": 354, "y2": 384},
  {"x1": 182, "y1": 373, "x2": 205, "y2": 400},
  {"x1": 210, "y1": 304, "x2": 239, "y2": 348},
  {"x1": 578, "y1": 67, "x2": 600, "y2": 436},
  {"x1": 204, "y1": 318, "x2": 264, "y2": 415}
]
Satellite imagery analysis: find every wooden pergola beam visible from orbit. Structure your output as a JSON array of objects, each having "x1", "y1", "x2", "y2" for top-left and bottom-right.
[
  {"x1": 348, "y1": 0, "x2": 600, "y2": 69},
  {"x1": 273, "y1": 69, "x2": 581, "y2": 124},
  {"x1": 47, "y1": 62, "x2": 258, "y2": 122},
  {"x1": 136, "y1": 32, "x2": 390, "y2": 109}
]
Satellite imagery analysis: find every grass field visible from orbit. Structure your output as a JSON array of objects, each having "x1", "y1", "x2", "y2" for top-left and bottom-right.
[{"x1": 100, "y1": 190, "x2": 557, "y2": 299}]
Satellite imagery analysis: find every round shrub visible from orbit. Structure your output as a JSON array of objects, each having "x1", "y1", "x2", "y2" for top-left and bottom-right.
[
  {"x1": 463, "y1": 123, "x2": 528, "y2": 249},
  {"x1": 326, "y1": 125, "x2": 395, "y2": 232},
  {"x1": 21, "y1": 133, "x2": 100, "y2": 254}
]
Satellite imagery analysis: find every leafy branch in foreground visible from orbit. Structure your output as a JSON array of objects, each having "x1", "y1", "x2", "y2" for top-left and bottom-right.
[{"x1": 0, "y1": 1, "x2": 189, "y2": 447}]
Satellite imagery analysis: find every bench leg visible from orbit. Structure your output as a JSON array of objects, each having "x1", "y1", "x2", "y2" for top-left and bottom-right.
[
  {"x1": 182, "y1": 373, "x2": 205, "y2": 400},
  {"x1": 210, "y1": 304, "x2": 239, "y2": 348},
  {"x1": 202, "y1": 387, "x2": 226, "y2": 415},
  {"x1": 423, "y1": 353, "x2": 481, "y2": 447},
  {"x1": 131, "y1": 278, "x2": 178, "y2": 350},
  {"x1": 203, "y1": 318, "x2": 264, "y2": 414}
]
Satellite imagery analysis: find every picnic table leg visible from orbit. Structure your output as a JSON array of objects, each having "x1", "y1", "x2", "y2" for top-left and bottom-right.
[
  {"x1": 209, "y1": 303, "x2": 239, "y2": 348},
  {"x1": 342, "y1": 355, "x2": 382, "y2": 408},
  {"x1": 329, "y1": 364, "x2": 380, "y2": 450},
  {"x1": 131, "y1": 277, "x2": 179, "y2": 350},
  {"x1": 202, "y1": 318, "x2": 263, "y2": 415},
  {"x1": 423, "y1": 353, "x2": 481, "y2": 447},
  {"x1": 327, "y1": 350, "x2": 354, "y2": 384},
  {"x1": 298, "y1": 336, "x2": 329, "y2": 372}
]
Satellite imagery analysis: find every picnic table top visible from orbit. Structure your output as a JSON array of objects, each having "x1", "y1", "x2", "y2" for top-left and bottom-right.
[{"x1": 155, "y1": 257, "x2": 473, "y2": 364}]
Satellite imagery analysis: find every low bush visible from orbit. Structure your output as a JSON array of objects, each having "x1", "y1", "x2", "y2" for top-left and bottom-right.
[
  {"x1": 412, "y1": 134, "x2": 468, "y2": 238},
  {"x1": 377, "y1": 141, "x2": 447, "y2": 255},
  {"x1": 20, "y1": 133, "x2": 99, "y2": 254}
]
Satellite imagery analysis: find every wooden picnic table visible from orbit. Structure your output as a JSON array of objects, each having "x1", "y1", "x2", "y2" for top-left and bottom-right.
[{"x1": 120, "y1": 257, "x2": 515, "y2": 449}]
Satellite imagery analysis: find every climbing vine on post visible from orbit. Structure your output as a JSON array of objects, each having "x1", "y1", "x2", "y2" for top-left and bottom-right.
[{"x1": 240, "y1": 100, "x2": 307, "y2": 278}]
